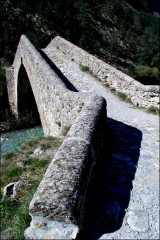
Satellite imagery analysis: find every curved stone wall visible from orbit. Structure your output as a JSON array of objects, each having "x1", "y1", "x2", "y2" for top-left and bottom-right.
[
  {"x1": 6, "y1": 35, "x2": 87, "y2": 136},
  {"x1": 46, "y1": 36, "x2": 159, "y2": 108},
  {"x1": 25, "y1": 95, "x2": 106, "y2": 239},
  {"x1": 6, "y1": 35, "x2": 107, "y2": 239}
]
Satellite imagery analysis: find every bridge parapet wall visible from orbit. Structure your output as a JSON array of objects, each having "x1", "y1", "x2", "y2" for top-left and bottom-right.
[
  {"x1": 6, "y1": 35, "x2": 88, "y2": 136},
  {"x1": 6, "y1": 35, "x2": 108, "y2": 239},
  {"x1": 46, "y1": 36, "x2": 159, "y2": 108},
  {"x1": 24, "y1": 95, "x2": 106, "y2": 239}
]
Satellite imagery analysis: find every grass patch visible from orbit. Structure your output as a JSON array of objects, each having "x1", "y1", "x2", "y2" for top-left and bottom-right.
[
  {"x1": 110, "y1": 87, "x2": 116, "y2": 92},
  {"x1": 117, "y1": 91, "x2": 127, "y2": 101},
  {"x1": 62, "y1": 125, "x2": 71, "y2": 136},
  {"x1": 92, "y1": 73, "x2": 98, "y2": 79},
  {"x1": 132, "y1": 65, "x2": 160, "y2": 85},
  {"x1": 1, "y1": 166, "x2": 24, "y2": 186},
  {"x1": 147, "y1": 106, "x2": 160, "y2": 115},
  {"x1": 20, "y1": 136, "x2": 61, "y2": 153},
  {"x1": 5, "y1": 166, "x2": 23, "y2": 178},
  {"x1": 109, "y1": 88, "x2": 133, "y2": 104},
  {"x1": 3, "y1": 152, "x2": 15, "y2": 160},
  {"x1": 0, "y1": 135, "x2": 62, "y2": 240},
  {"x1": 80, "y1": 65, "x2": 90, "y2": 72},
  {"x1": 1, "y1": 199, "x2": 31, "y2": 240},
  {"x1": 125, "y1": 97, "x2": 132, "y2": 104},
  {"x1": 104, "y1": 82, "x2": 110, "y2": 87},
  {"x1": 22, "y1": 157, "x2": 48, "y2": 171}
]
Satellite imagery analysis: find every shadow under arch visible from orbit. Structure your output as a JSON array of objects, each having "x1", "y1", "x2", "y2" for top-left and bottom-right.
[
  {"x1": 76, "y1": 117, "x2": 142, "y2": 240},
  {"x1": 17, "y1": 64, "x2": 41, "y2": 127}
]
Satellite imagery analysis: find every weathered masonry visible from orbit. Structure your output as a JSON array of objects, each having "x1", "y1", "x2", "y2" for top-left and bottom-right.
[
  {"x1": 6, "y1": 35, "x2": 87, "y2": 137},
  {"x1": 45, "y1": 36, "x2": 159, "y2": 109},
  {"x1": 6, "y1": 35, "x2": 106, "y2": 239},
  {"x1": 6, "y1": 35, "x2": 159, "y2": 239}
]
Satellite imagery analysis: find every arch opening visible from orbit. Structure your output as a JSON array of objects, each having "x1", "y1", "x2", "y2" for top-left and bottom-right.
[{"x1": 17, "y1": 64, "x2": 41, "y2": 128}]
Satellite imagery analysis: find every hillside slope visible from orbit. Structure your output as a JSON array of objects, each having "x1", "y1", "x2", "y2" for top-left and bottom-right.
[{"x1": 0, "y1": 0, "x2": 159, "y2": 71}]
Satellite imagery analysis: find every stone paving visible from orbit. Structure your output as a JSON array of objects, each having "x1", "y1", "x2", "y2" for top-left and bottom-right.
[{"x1": 44, "y1": 49, "x2": 159, "y2": 239}]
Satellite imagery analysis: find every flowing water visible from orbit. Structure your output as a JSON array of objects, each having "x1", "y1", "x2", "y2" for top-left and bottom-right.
[{"x1": 1, "y1": 126, "x2": 43, "y2": 156}]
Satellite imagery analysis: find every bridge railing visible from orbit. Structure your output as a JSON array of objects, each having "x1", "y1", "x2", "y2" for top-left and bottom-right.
[
  {"x1": 46, "y1": 36, "x2": 159, "y2": 109},
  {"x1": 24, "y1": 95, "x2": 106, "y2": 239},
  {"x1": 6, "y1": 35, "x2": 91, "y2": 136}
]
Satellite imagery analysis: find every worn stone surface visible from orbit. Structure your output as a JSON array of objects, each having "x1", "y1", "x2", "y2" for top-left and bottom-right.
[
  {"x1": 45, "y1": 36, "x2": 159, "y2": 108},
  {"x1": 6, "y1": 35, "x2": 88, "y2": 136},
  {"x1": 29, "y1": 95, "x2": 106, "y2": 223},
  {"x1": 7, "y1": 35, "x2": 159, "y2": 239},
  {"x1": 24, "y1": 216, "x2": 79, "y2": 239},
  {"x1": 25, "y1": 95, "x2": 106, "y2": 239},
  {"x1": 44, "y1": 39, "x2": 159, "y2": 239}
]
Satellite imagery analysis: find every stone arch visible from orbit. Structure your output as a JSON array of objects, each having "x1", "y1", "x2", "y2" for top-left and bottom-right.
[
  {"x1": 17, "y1": 63, "x2": 41, "y2": 125},
  {"x1": 6, "y1": 35, "x2": 85, "y2": 137},
  {"x1": 6, "y1": 36, "x2": 62, "y2": 136},
  {"x1": 6, "y1": 42, "x2": 43, "y2": 128}
]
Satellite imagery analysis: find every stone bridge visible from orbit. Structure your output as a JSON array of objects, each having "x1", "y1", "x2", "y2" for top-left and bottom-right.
[
  {"x1": 6, "y1": 35, "x2": 92, "y2": 136},
  {"x1": 6, "y1": 35, "x2": 159, "y2": 239}
]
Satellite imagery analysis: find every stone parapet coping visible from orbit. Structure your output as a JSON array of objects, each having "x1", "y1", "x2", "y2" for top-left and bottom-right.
[
  {"x1": 46, "y1": 36, "x2": 159, "y2": 94},
  {"x1": 24, "y1": 95, "x2": 106, "y2": 239},
  {"x1": 45, "y1": 36, "x2": 159, "y2": 109},
  {"x1": 7, "y1": 35, "x2": 107, "y2": 239}
]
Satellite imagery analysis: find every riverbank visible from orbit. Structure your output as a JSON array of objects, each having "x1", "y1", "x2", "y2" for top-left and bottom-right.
[
  {"x1": 0, "y1": 135, "x2": 63, "y2": 240},
  {"x1": 1, "y1": 126, "x2": 43, "y2": 156},
  {"x1": 0, "y1": 119, "x2": 41, "y2": 133}
]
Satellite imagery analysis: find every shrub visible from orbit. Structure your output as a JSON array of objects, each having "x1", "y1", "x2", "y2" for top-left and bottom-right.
[
  {"x1": 1, "y1": 134, "x2": 62, "y2": 239},
  {"x1": 6, "y1": 166, "x2": 23, "y2": 177},
  {"x1": 133, "y1": 65, "x2": 160, "y2": 83},
  {"x1": 4, "y1": 152, "x2": 15, "y2": 160},
  {"x1": 80, "y1": 65, "x2": 90, "y2": 72},
  {"x1": 117, "y1": 91, "x2": 127, "y2": 100},
  {"x1": 23, "y1": 157, "x2": 48, "y2": 171},
  {"x1": 110, "y1": 87, "x2": 116, "y2": 92},
  {"x1": 104, "y1": 82, "x2": 110, "y2": 87},
  {"x1": 125, "y1": 97, "x2": 132, "y2": 104},
  {"x1": 147, "y1": 106, "x2": 160, "y2": 115},
  {"x1": 92, "y1": 73, "x2": 98, "y2": 79},
  {"x1": 2, "y1": 166, "x2": 24, "y2": 184}
]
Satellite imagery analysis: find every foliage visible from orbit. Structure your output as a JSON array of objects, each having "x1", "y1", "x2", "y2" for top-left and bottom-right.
[
  {"x1": 110, "y1": 87, "x2": 116, "y2": 92},
  {"x1": 125, "y1": 97, "x2": 132, "y2": 104},
  {"x1": 20, "y1": 135, "x2": 62, "y2": 153},
  {"x1": 0, "y1": 135, "x2": 62, "y2": 239},
  {"x1": 0, "y1": 59, "x2": 10, "y2": 122},
  {"x1": 80, "y1": 65, "x2": 90, "y2": 72},
  {"x1": 22, "y1": 157, "x2": 48, "y2": 171},
  {"x1": 0, "y1": 0, "x2": 159, "y2": 71},
  {"x1": 147, "y1": 106, "x2": 160, "y2": 115},
  {"x1": 132, "y1": 65, "x2": 160, "y2": 84},
  {"x1": 117, "y1": 91, "x2": 127, "y2": 100},
  {"x1": 92, "y1": 73, "x2": 98, "y2": 79},
  {"x1": 1, "y1": 165, "x2": 23, "y2": 185},
  {"x1": 3, "y1": 152, "x2": 15, "y2": 160},
  {"x1": 62, "y1": 125, "x2": 71, "y2": 136}
]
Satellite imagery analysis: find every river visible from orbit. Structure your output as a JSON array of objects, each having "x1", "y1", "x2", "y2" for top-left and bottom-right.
[{"x1": 1, "y1": 126, "x2": 43, "y2": 156}]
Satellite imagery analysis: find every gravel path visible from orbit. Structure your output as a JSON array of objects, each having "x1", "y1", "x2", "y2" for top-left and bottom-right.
[{"x1": 44, "y1": 49, "x2": 159, "y2": 239}]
